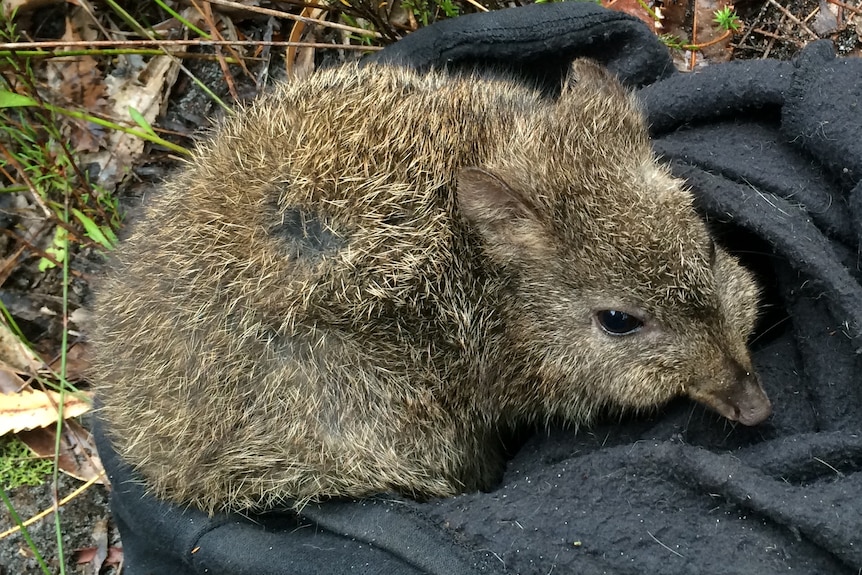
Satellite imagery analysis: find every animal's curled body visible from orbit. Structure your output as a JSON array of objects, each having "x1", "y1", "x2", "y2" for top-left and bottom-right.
[{"x1": 91, "y1": 61, "x2": 771, "y2": 513}]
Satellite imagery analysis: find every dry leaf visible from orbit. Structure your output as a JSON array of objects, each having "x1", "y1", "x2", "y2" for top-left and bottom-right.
[
  {"x1": 0, "y1": 367, "x2": 27, "y2": 394},
  {"x1": 70, "y1": 518, "x2": 111, "y2": 573},
  {"x1": 81, "y1": 53, "x2": 181, "y2": 191},
  {"x1": 0, "y1": 388, "x2": 91, "y2": 435},
  {"x1": 87, "y1": 518, "x2": 109, "y2": 572},
  {"x1": 45, "y1": 13, "x2": 111, "y2": 153},
  {"x1": 2, "y1": 0, "x2": 63, "y2": 17},
  {"x1": 74, "y1": 545, "x2": 123, "y2": 568},
  {"x1": 0, "y1": 320, "x2": 43, "y2": 374},
  {"x1": 47, "y1": 341, "x2": 92, "y2": 382},
  {"x1": 811, "y1": 0, "x2": 839, "y2": 36},
  {"x1": 18, "y1": 419, "x2": 105, "y2": 483},
  {"x1": 603, "y1": 0, "x2": 659, "y2": 31},
  {"x1": 286, "y1": 6, "x2": 328, "y2": 79}
]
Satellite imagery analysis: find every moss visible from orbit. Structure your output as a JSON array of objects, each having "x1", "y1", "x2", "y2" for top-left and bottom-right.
[{"x1": 0, "y1": 436, "x2": 53, "y2": 490}]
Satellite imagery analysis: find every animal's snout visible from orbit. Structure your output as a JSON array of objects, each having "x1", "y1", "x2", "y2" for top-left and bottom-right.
[
  {"x1": 690, "y1": 362, "x2": 772, "y2": 426},
  {"x1": 723, "y1": 371, "x2": 772, "y2": 425}
]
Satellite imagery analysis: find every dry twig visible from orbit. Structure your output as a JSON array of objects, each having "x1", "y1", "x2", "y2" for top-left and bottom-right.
[{"x1": 767, "y1": 0, "x2": 821, "y2": 39}]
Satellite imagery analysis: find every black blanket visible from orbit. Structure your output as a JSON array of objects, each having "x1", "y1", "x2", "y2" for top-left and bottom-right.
[{"x1": 95, "y1": 3, "x2": 862, "y2": 574}]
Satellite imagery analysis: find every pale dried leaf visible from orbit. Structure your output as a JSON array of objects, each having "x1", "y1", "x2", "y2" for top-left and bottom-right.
[
  {"x1": 287, "y1": 7, "x2": 328, "y2": 79},
  {"x1": 0, "y1": 388, "x2": 91, "y2": 435},
  {"x1": 0, "y1": 367, "x2": 27, "y2": 394},
  {"x1": 81, "y1": 53, "x2": 181, "y2": 190},
  {"x1": 89, "y1": 518, "x2": 109, "y2": 573},
  {"x1": 74, "y1": 546, "x2": 123, "y2": 568},
  {"x1": 2, "y1": 0, "x2": 62, "y2": 17},
  {"x1": 69, "y1": 307, "x2": 92, "y2": 326},
  {"x1": 47, "y1": 342, "x2": 91, "y2": 382},
  {"x1": 811, "y1": 0, "x2": 839, "y2": 36},
  {"x1": 45, "y1": 13, "x2": 111, "y2": 152},
  {"x1": 0, "y1": 320, "x2": 43, "y2": 373}
]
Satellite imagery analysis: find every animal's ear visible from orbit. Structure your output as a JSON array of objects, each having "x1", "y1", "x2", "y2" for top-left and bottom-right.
[
  {"x1": 560, "y1": 59, "x2": 628, "y2": 100},
  {"x1": 457, "y1": 167, "x2": 545, "y2": 259},
  {"x1": 456, "y1": 167, "x2": 536, "y2": 230},
  {"x1": 558, "y1": 59, "x2": 648, "y2": 155}
]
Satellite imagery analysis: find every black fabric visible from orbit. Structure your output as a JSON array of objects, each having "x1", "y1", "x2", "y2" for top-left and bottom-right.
[
  {"x1": 94, "y1": 414, "x2": 453, "y2": 575},
  {"x1": 95, "y1": 4, "x2": 862, "y2": 574},
  {"x1": 368, "y1": 2, "x2": 675, "y2": 88}
]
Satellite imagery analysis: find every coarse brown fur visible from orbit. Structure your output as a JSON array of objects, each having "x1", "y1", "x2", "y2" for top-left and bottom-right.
[{"x1": 89, "y1": 60, "x2": 771, "y2": 514}]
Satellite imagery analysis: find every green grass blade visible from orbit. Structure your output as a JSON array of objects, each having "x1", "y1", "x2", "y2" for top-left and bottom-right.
[
  {"x1": 127, "y1": 106, "x2": 157, "y2": 138},
  {"x1": 153, "y1": 0, "x2": 212, "y2": 38},
  {"x1": 0, "y1": 91, "x2": 190, "y2": 155},
  {"x1": 0, "y1": 91, "x2": 37, "y2": 108},
  {"x1": 71, "y1": 208, "x2": 116, "y2": 249}
]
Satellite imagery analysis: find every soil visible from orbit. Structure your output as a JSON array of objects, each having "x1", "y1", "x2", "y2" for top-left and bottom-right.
[
  {"x1": 1, "y1": 474, "x2": 112, "y2": 575},
  {"x1": 0, "y1": 0, "x2": 858, "y2": 573}
]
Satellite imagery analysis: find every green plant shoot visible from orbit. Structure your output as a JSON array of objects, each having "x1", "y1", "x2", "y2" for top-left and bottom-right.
[{"x1": 714, "y1": 6, "x2": 742, "y2": 32}]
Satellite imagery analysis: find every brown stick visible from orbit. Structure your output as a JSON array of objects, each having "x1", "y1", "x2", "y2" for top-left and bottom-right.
[
  {"x1": 826, "y1": 0, "x2": 862, "y2": 15},
  {"x1": 0, "y1": 40, "x2": 381, "y2": 51},
  {"x1": 767, "y1": 0, "x2": 821, "y2": 39},
  {"x1": 205, "y1": 0, "x2": 383, "y2": 38}
]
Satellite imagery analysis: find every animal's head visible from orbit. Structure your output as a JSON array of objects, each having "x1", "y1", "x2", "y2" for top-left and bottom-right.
[{"x1": 457, "y1": 60, "x2": 771, "y2": 426}]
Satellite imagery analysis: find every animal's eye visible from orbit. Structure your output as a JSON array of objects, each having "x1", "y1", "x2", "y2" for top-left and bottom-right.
[{"x1": 596, "y1": 310, "x2": 643, "y2": 336}]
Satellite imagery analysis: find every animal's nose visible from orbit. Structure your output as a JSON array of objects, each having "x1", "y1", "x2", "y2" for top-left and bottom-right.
[
  {"x1": 724, "y1": 363, "x2": 772, "y2": 425},
  {"x1": 726, "y1": 371, "x2": 772, "y2": 425}
]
